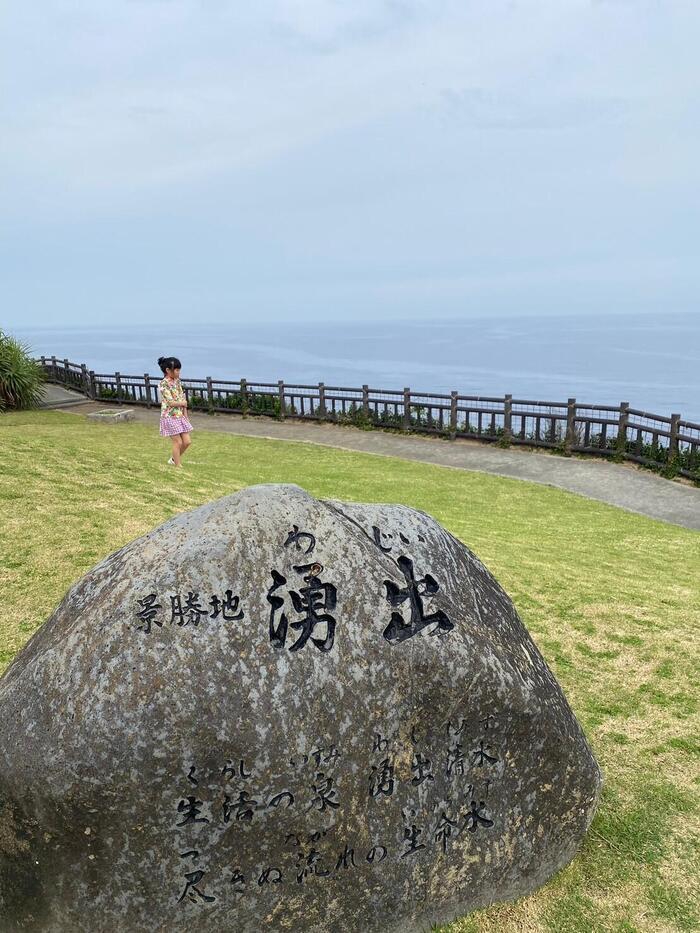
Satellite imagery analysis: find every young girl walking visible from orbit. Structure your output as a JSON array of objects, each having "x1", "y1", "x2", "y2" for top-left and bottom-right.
[{"x1": 158, "y1": 356, "x2": 194, "y2": 466}]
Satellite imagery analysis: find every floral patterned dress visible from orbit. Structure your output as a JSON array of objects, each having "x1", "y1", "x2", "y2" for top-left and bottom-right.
[{"x1": 159, "y1": 377, "x2": 194, "y2": 437}]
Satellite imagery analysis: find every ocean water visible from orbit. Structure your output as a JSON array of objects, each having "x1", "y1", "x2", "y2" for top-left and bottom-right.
[{"x1": 12, "y1": 312, "x2": 700, "y2": 423}]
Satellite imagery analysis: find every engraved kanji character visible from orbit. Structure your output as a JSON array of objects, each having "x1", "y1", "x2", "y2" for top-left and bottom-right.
[
  {"x1": 480, "y1": 714, "x2": 498, "y2": 731},
  {"x1": 446, "y1": 743, "x2": 465, "y2": 776},
  {"x1": 186, "y1": 765, "x2": 198, "y2": 786},
  {"x1": 372, "y1": 733, "x2": 389, "y2": 753},
  {"x1": 209, "y1": 590, "x2": 244, "y2": 621},
  {"x1": 401, "y1": 816, "x2": 426, "y2": 858},
  {"x1": 229, "y1": 869, "x2": 246, "y2": 894},
  {"x1": 136, "y1": 594, "x2": 162, "y2": 633},
  {"x1": 258, "y1": 867, "x2": 283, "y2": 885},
  {"x1": 268, "y1": 565, "x2": 337, "y2": 652},
  {"x1": 472, "y1": 741, "x2": 498, "y2": 767},
  {"x1": 223, "y1": 791, "x2": 259, "y2": 823},
  {"x1": 171, "y1": 592, "x2": 207, "y2": 627},
  {"x1": 369, "y1": 758, "x2": 395, "y2": 798},
  {"x1": 309, "y1": 771, "x2": 339, "y2": 811},
  {"x1": 178, "y1": 869, "x2": 216, "y2": 903},
  {"x1": 176, "y1": 796, "x2": 209, "y2": 826},
  {"x1": 411, "y1": 753, "x2": 434, "y2": 787},
  {"x1": 383, "y1": 556, "x2": 453, "y2": 644},
  {"x1": 434, "y1": 811, "x2": 459, "y2": 853},
  {"x1": 462, "y1": 800, "x2": 495, "y2": 834},
  {"x1": 296, "y1": 848, "x2": 330, "y2": 883}
]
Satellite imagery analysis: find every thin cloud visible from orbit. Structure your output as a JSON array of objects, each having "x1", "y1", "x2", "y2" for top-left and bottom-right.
[
  {"x1": 439, "y1": 87, "x2": 632, "y2": 130},
  {"x1": 1, "y1": 0, "x2": 699, "y2": 324}
]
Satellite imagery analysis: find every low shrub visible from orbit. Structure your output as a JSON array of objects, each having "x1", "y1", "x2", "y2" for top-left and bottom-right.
[
  {"x1": 0, "y1": 331, "x2": 45, "y2": 412},
  {"x1": 188, "y1": 393, "x2": 209, "y2": 410},
  {"x1": 97, "y1": 387, "x2": 124, "y2": 401},
  {"x1": 209, "y1": 392, "x2": 282, "y2": 417}
]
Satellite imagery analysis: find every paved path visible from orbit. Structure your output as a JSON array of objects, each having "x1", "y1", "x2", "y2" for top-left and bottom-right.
[
  {"x1": 39, "y1": 384, "x2": 95, "y2": 409},
  {"x1": 40, "y1": 386, "x2": 700, "y2": 531}
]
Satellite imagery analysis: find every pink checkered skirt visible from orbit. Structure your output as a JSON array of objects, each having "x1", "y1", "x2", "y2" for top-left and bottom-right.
[{"x1": 159, "y1": 415, "x2": 194, "y2": 437}]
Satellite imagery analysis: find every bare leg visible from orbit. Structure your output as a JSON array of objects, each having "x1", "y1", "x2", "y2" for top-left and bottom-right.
[
  {"x1": 179, "y1": 433, "x2": 192, "y2": 460},
  {"x1": 170, "y1": 435, "x2": 182, "y2": 466}
]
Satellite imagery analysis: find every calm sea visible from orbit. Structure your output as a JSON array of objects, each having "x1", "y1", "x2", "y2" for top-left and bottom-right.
[{"x1": 12, "y1": 312, "x2": 700, "y2": 423}]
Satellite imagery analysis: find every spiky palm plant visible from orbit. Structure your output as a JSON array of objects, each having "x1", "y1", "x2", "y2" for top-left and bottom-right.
[{"x1": 0, "y1": 330, "x2": 45, "y2": 412}]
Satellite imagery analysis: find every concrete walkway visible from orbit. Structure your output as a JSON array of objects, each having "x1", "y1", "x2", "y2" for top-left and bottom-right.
[
  {"x1": 40, "y1": 386, "x2": 700, "y2": 531},
  {"x1": 39, "y1": 384, "x2": 93, "y2": 409}
]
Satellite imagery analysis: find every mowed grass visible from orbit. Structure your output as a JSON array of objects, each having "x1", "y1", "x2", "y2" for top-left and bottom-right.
[{"x1": 1, "y1": 410, "x2": 699, "y2": 932}]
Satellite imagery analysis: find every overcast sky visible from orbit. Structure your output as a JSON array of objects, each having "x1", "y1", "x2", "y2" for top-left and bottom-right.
[{"x1": 2, "y1": 1, "x2": 699, "y2": 327}]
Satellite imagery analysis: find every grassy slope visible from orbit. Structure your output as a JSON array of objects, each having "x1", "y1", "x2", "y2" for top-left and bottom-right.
[{"x1": 1, "y1": 410, "x2": 698, "y2": 932}]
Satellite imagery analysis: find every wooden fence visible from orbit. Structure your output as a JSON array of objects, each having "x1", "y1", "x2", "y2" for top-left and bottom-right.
[{"x1": 38, "y1": 355, "x2": 700, "y2": 480}]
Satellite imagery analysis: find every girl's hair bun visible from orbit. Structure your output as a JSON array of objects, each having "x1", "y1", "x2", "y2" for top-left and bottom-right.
[{"x1": 157, "y1": 356, "x2": 182, "y2": 374}]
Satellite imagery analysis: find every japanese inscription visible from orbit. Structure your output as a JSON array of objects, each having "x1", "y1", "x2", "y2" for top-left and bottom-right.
[
  {"x1": 135, "y1": 520, "x2": 455, "y2": 652},
  {"x1": 152, "y1": 517, "x2": 498, "y2": 906},
  {"x1": 168, "y1": 711, "x2": 501, "y2": 907},
  {"x1": 136, "y1": 590, "x2": 245, "y2": 634}
]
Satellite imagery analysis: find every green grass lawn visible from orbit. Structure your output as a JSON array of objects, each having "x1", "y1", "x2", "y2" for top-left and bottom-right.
[{"x1": 1, "y1": 410, "x2": 698, "y2": 932}]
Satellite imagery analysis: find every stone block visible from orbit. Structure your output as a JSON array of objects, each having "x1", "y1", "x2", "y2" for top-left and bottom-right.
[
  {"x1": 86, "y1": 408, "x2": 135, "y2": 424},
  {"x1": 0, "y1": 484, "x2": 601, "y2": 932}
]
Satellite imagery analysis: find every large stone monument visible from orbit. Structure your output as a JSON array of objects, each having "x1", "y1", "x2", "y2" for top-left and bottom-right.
[{"x1": 0, "y1": 484, "x2": 601, "y2": 932}]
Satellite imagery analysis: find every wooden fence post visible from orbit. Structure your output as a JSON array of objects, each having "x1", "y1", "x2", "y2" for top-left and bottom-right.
[
  {"x1": 240, "y1": 378, "x2": 248, "y2": 415},
  {"x1": 63, "y1": 358, "x2": 70, "y2": 384},
  {"x1": 362, "y1": 384, "x2": 370, "y2": 419},
  {"x1": 503, "y1": 394, "x2": 512, "y2": 443},
  {"x1": 144, "y1": 374, "x2": 152, "y2": 408},
  {"x1": 278, "y1": 380, "x2": 286, "y2": 420},
  {"x1": 670, "y1": 413, "x2": 681, "y2": 460},
  {"x1": 89, "y1": 370, "x2": 96, "y2": 400},
  {"x1": 81, "y1": 364, "x2": 90, "y2": 397},
  {"x1": 616, "y1": 401, "x2": 629, "y2": 454},
  {"x1": 318, "y1": 382, "x2": 326, "y2": 421},
  {"x1": 115, "y1": 372, "x2": 122, "y2": 400},
  {"x1": 450, "y1": 391, "x2": 458, "y2": 439},
  {"x1": 51, "y1": 356, "x2": 57, "y2": 381},
  {"x1": 565, "y1": 398, "x2": 577, "y2": 453},
  {"x1": 403, "y1": 388, "x2": 411, "y2": 430},
  {"x1": 206, "y1": 376, "x2": 214, "y2": 411}
]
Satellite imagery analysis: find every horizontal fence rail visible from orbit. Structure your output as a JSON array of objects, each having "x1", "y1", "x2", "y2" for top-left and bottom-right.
[{"x1": 37, "y1": 356, "x2": 700, "y2": 480}]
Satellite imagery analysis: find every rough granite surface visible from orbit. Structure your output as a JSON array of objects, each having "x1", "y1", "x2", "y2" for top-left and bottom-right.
[{"x1": 0, "y1": 483, "x2": 602, "y2": 932}]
